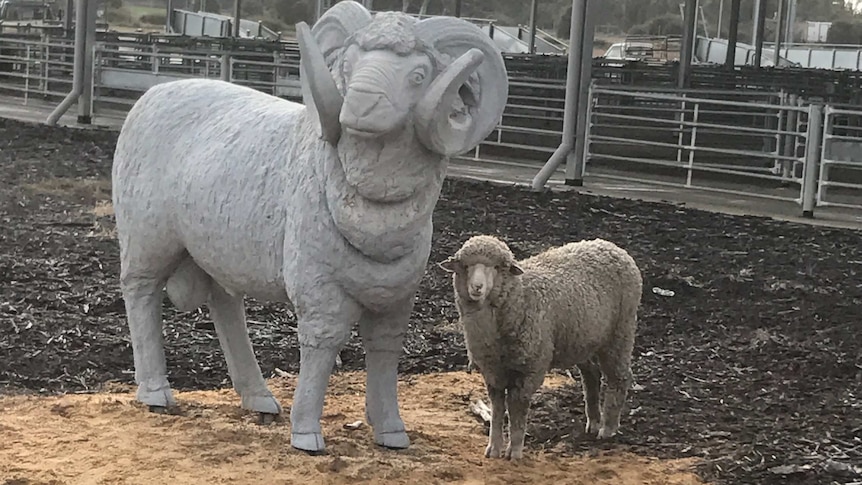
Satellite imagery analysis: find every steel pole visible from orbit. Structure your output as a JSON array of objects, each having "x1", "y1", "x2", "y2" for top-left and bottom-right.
[
  {"x1": 678, "y1": 0, "x2": 697, "y2": 88},
  {"x1": 528, "y1": 0, "x2": 539, "y2": 54},
  {"x1": 773, "y1": 0, "x2": 785, "y2": 66},
  {"x1": 531, "y1": 0, "x2": 586, "y2": 190},
  {"x1": 47, "y1": 0, "x2": 87, "y2": 125},
  {"x1": 568, "y1": 0, "x2": 597, "y2": 185}
]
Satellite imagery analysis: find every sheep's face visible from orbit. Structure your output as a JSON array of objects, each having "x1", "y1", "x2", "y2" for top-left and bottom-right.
[
  {"x1": 439, "y1": 257, "x2": 524, "y2": 305},
  {"x1": 338, "y1": 46, "x2": 434, "y2": 137}
]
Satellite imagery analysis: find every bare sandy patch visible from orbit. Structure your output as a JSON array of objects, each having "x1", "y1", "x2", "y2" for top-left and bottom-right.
[{"x1": 0, "y1": 371, "x2": 706, "y2": 485}]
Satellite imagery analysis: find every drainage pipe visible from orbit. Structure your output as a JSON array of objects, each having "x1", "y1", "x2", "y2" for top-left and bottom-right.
[
  {"x1": 531, "y1": 0, "x2": 586, "y2": 191},
  {"x1": 47, "y1": 0, "x2": 87, "y2": 126}
]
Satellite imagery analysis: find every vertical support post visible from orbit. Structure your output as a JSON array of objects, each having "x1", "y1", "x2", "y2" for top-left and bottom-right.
[
  {"x1": 454, "y1": 0, "x2": 462, "y2": 17},
  {"x1": 166, "y1": 0, "x2": 173, "y2": 33},
  {"x1": 315, "y1": 0, "x2": 324, "y2": 24},
  {"x1": 77, "y1": 0, "x2": 96, "y2": 124},
  {"x1": 785, "y1": 0, "x2": 796, "y2": 44},
  {"x1": 528, "y1": 0, "x2": 538, "y2": 54},
  {"x1": 685, "y1": 103, "x2": 700, "y2": 187},
  {"x1": 725, "y1": 0, "x2": 740, "y2": 68},
  {"x1": 569, "y1": 0, "x2": 597, "y2": 184},
  {"x1": 817, "y1": 105, "x2": 833, "y2": 206},
  {"x1": 801, "y1": 103, "x2": 822, "y2": 218},
  {"x1": 677, "y1": 98, "x2": 687, "y2": 163},
  {"x1": 678, "y1": 0, "x2": 697, "y2": 88},
  {"x1": 773, "y1": 0, "x2": 786, "y2": 66},
  {"x1": 752, "y1": 0, "x2": 767, "y2": 67},
  {"x1": 579, "y1": 80, "x2": 595, "y2": 175},
  {"x1": 221, "y1": 54, "x2": 230, "y2": 81},
  {"x1": 717, "y1": 0, "x2": 724, "y2": 39},
  {"x1": 24, "y1": 45, "x2": 31, "y2": 105},
  {"x1": 233, "y1": 0, "x2": 241, "y2": 37},
  {"x1": 64, "y1": 0, "x2": 73, "y2": 34},
  {"x1": 782, "y1": 94, "x2": 798, "y2": 183},
  {"x1": 531, "y1": 0, "x2": 586, "y2": 190}
]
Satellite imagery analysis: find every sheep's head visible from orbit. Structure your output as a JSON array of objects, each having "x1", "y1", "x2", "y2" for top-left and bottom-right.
[
  {"x1": 439, "y1": 235, "x2": 524, "y2": 304},
  {"x1": 296, "y1": 1, "x2": 508, "y2": 157}
]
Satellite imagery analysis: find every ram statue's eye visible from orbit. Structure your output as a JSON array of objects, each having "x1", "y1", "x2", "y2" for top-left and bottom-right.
[{"x1": 408, "y1": 67, "x2": 426, "y2": 86}]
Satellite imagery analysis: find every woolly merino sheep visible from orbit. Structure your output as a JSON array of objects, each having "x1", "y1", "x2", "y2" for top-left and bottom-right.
[
  {"x1": 439, "y1": 235, "x2": 643, "y2": 460},
  {"x1": 111, "y1": 1, "x2": 508, "y2": 453}
]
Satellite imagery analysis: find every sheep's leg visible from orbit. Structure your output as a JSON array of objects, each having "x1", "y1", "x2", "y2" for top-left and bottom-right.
[
  {"x1": 484, "y1": 384, "x2": 507, "y2": 459},
  {"x1": 577, "y1": 360, "x2": 602, "y2": 436},
  {"x1": 290, "y1": 290, "x2": 362, "y2": 453},
  {"x1": 208, "y1": 282, "x2": 282, "y2": 422},
  {"x1": 596, "y1": 338, "x2": 635, "y2": 439},
  {"x1": 359, "y1": 300, "x2": 412, "y2": 449},
  {"x1": 504, "y1": 373, "x2": 543, "y2": 461},
  {"x1": 122, "y1": 275, "x2": 175, "y2": 410}
]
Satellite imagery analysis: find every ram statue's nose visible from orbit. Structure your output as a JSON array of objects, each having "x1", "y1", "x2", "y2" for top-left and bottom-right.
[{"x1": 340, "y1": 88, "x2": 402, "y2": 137}]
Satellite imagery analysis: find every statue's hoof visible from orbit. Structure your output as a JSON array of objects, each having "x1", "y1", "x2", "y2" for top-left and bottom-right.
[
  {"x1": 375, "y1": 430, "x2": 410, "y2": 449},
  {"x1": 242, "y1": 394, "x2": 283, "y2": 415},
  {"x1": 148, "y1": 405, "x2": 169, "y2": 414},
  {"x1": 258, "y1": 413, "x2": 278, "y2": 425},
  {"x1": 291, "y1": 432, "x2": 326, "y2": 454}
]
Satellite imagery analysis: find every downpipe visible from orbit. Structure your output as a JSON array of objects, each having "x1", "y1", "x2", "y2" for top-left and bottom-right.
[
  {"x1": 47, "y1": 0, "x2": 87, "y2": 126},
  {"x1": 531, "y1": 0, "x2": 586, "y2": 191}
]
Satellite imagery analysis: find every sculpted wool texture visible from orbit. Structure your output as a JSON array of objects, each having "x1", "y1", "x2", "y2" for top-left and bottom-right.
[{"x1": 110, "y1": 0, "x2": 509, "y2": 453}]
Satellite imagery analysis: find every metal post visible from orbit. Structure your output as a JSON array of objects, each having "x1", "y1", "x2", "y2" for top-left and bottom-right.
[
  {"x1": 773, "y1": 0, "x2": 785, "y2": 66},
  {"x1": 64, "y1": 0, "x2": 73, "y2": 34},
  {"x1": 751, "y1": 0, "x2": 760, "y2": 43},
  {"x1": 531, "y1": 0, "x2": 586, "y2": 190},
  {"x1": 569, "y1": 0, "x2": 597, "y2": 185},
  {"x1": 801, "y1": 103, "x2": 822, "y2": 218},
  {"x1": 528, "y1": 0, "x2": 538, "y2": 54},
  {"x1": 454, "y1": 0, "x2": 462, "y2": 17},
  {"x1": 686, "y1": 103, "x2": 700, "y2": 186},
  {"x1": 752, "y1": 0, "x2": 767, "y2": 67},
  {"x1": 717, "y1": 0, "x2": 723, "y2": 39},
  {"x1": 166, "y1": 0, "x2": 173, "y2": 33},
  {"x1": 785, "y1": 0, "x2": 796, "y2": 44},
  {"x1": 47, "y1": 0, "x2": 88, "y2": 125},
  {"x1": 221, "y1": 54, "x2": 230, "y2": 81},
  {"x1": 233, "y1": 0, "x2": 241, "y2": 37},
  {"x1": 782, "y1": 93, "x2": 798, "y2": 183},
  {"x1": 725, "y1": 0, "x2": 740, "y2": 68},
  {"x1": 315, "y1": 0, "x2": 323, "y2": 24},
  {"x1": 678, "y1": 0, "x2": 697, "y2": 88},
  {"x1": 77, "y1": 0, "x2": 96, "y2": 124},
  {"x1": 817, "y1": 105, "x2": 833, "y2": 207}
]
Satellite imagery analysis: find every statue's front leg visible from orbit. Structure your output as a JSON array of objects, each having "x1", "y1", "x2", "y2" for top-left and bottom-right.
[
  {"x1": 358, "y1": 298, "x2": 413, "y2": 449},
  {"x1": 289, "y1": 286, "x2": 362, "y2": 453}
]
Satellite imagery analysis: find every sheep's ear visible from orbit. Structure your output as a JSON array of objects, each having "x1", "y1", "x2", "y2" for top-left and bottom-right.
[
  {"x1": 509, "y1": 263, "x2": 524, "y2": 276},
  {"x1": 438, "y1": 257, "x2": 460, "y2": 273}
]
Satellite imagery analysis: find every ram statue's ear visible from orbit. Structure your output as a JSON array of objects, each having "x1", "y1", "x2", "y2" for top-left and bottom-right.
[
  {"x1": 438, "y1": 257, "x2": 460, "y2": 273},
  {"x1": 509, "y1": 263, "x2": 524, "y2": 276}
]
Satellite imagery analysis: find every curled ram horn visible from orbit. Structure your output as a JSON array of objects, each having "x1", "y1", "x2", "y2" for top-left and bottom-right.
[
  {"x1": 413, "y1": 17, "x2": 509, "y2": 157},
  {"x1": 297, "y1": 1, "x2": 373, "y2": 145}
]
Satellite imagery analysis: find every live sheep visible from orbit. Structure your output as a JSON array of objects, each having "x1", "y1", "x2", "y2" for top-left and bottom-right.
[{"x1": 440, "y1": 235, "x2": 643, "y2": 460}]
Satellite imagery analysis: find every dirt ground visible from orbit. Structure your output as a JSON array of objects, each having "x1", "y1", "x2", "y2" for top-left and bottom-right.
[
  {"x1": 0, "y1": 371, "x2": 704, "y2": 485},
  {"x1": 0, "y1": 117, "x2": 861, "y2": 485}
]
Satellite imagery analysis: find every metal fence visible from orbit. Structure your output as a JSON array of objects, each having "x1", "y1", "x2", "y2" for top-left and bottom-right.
[
  {"x1": 1, "y1": 34, "x2": 861, "y2": 218},
  {"x1": 580, "y1": 85, "x2": 853, "y2": 214},
  {"x1": 818, "y1": 105, "x2": 862, "y2": 210}
]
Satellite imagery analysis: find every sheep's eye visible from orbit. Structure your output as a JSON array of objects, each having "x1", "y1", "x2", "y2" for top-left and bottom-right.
[{"x1": 408, "y1": 67, "x2": 426, "y2": 85}]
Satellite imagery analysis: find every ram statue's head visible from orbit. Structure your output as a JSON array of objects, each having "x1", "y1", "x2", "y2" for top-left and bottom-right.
[{"x1": 296, "y1": 1, "x2": 509, "y2": 158}]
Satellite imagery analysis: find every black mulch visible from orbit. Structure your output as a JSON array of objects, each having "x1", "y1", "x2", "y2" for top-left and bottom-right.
[{"x1": 0, "y1": 117, "x2": 860, "y2": 484}]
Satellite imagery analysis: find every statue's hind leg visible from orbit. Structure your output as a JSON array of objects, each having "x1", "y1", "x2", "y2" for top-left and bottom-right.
[{"x1": 208, "y1": 281, "x2": 282, "y2": 423}]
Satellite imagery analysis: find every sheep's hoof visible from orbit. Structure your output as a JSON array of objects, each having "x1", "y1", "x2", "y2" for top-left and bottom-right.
[
  {"x1": 504, "y1": 446, "x2": 524, "y2": 461},
  {"x1": 374, "y1": 430, "x2": 410, "y2": 450},
  {"x1": 148, "y1": 405, "x2": 169, "y2": 414},
  {"x1": 597, "y1": 426, "x2": 618, "y2": 439},
  {"x1": 585, "y1": 418, "x2": 601, "y2": 436},
  {"x1": 291, "y1": 432, "x2": 326, "y2": 454},
  {"x1": 258, "y1": 412, "x2": 278, "y2": 425},
  {"x1": 241, "y1": 394, "x2": 282, "y2": 416},
  {"x1": 484, "y1": 444, "x2": 503, "y2": 459}
]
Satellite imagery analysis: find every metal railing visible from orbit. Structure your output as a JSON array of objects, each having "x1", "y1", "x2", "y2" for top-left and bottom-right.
[
  {"x1": 582, "y1": 85, "x2": 816, "y2": 206},
  {"x1": 818, "y1": 105, "x2": 862, "y2": 210},
  {"x1": 0, "y1": 36, "x2": 75, "y2": 101}
]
